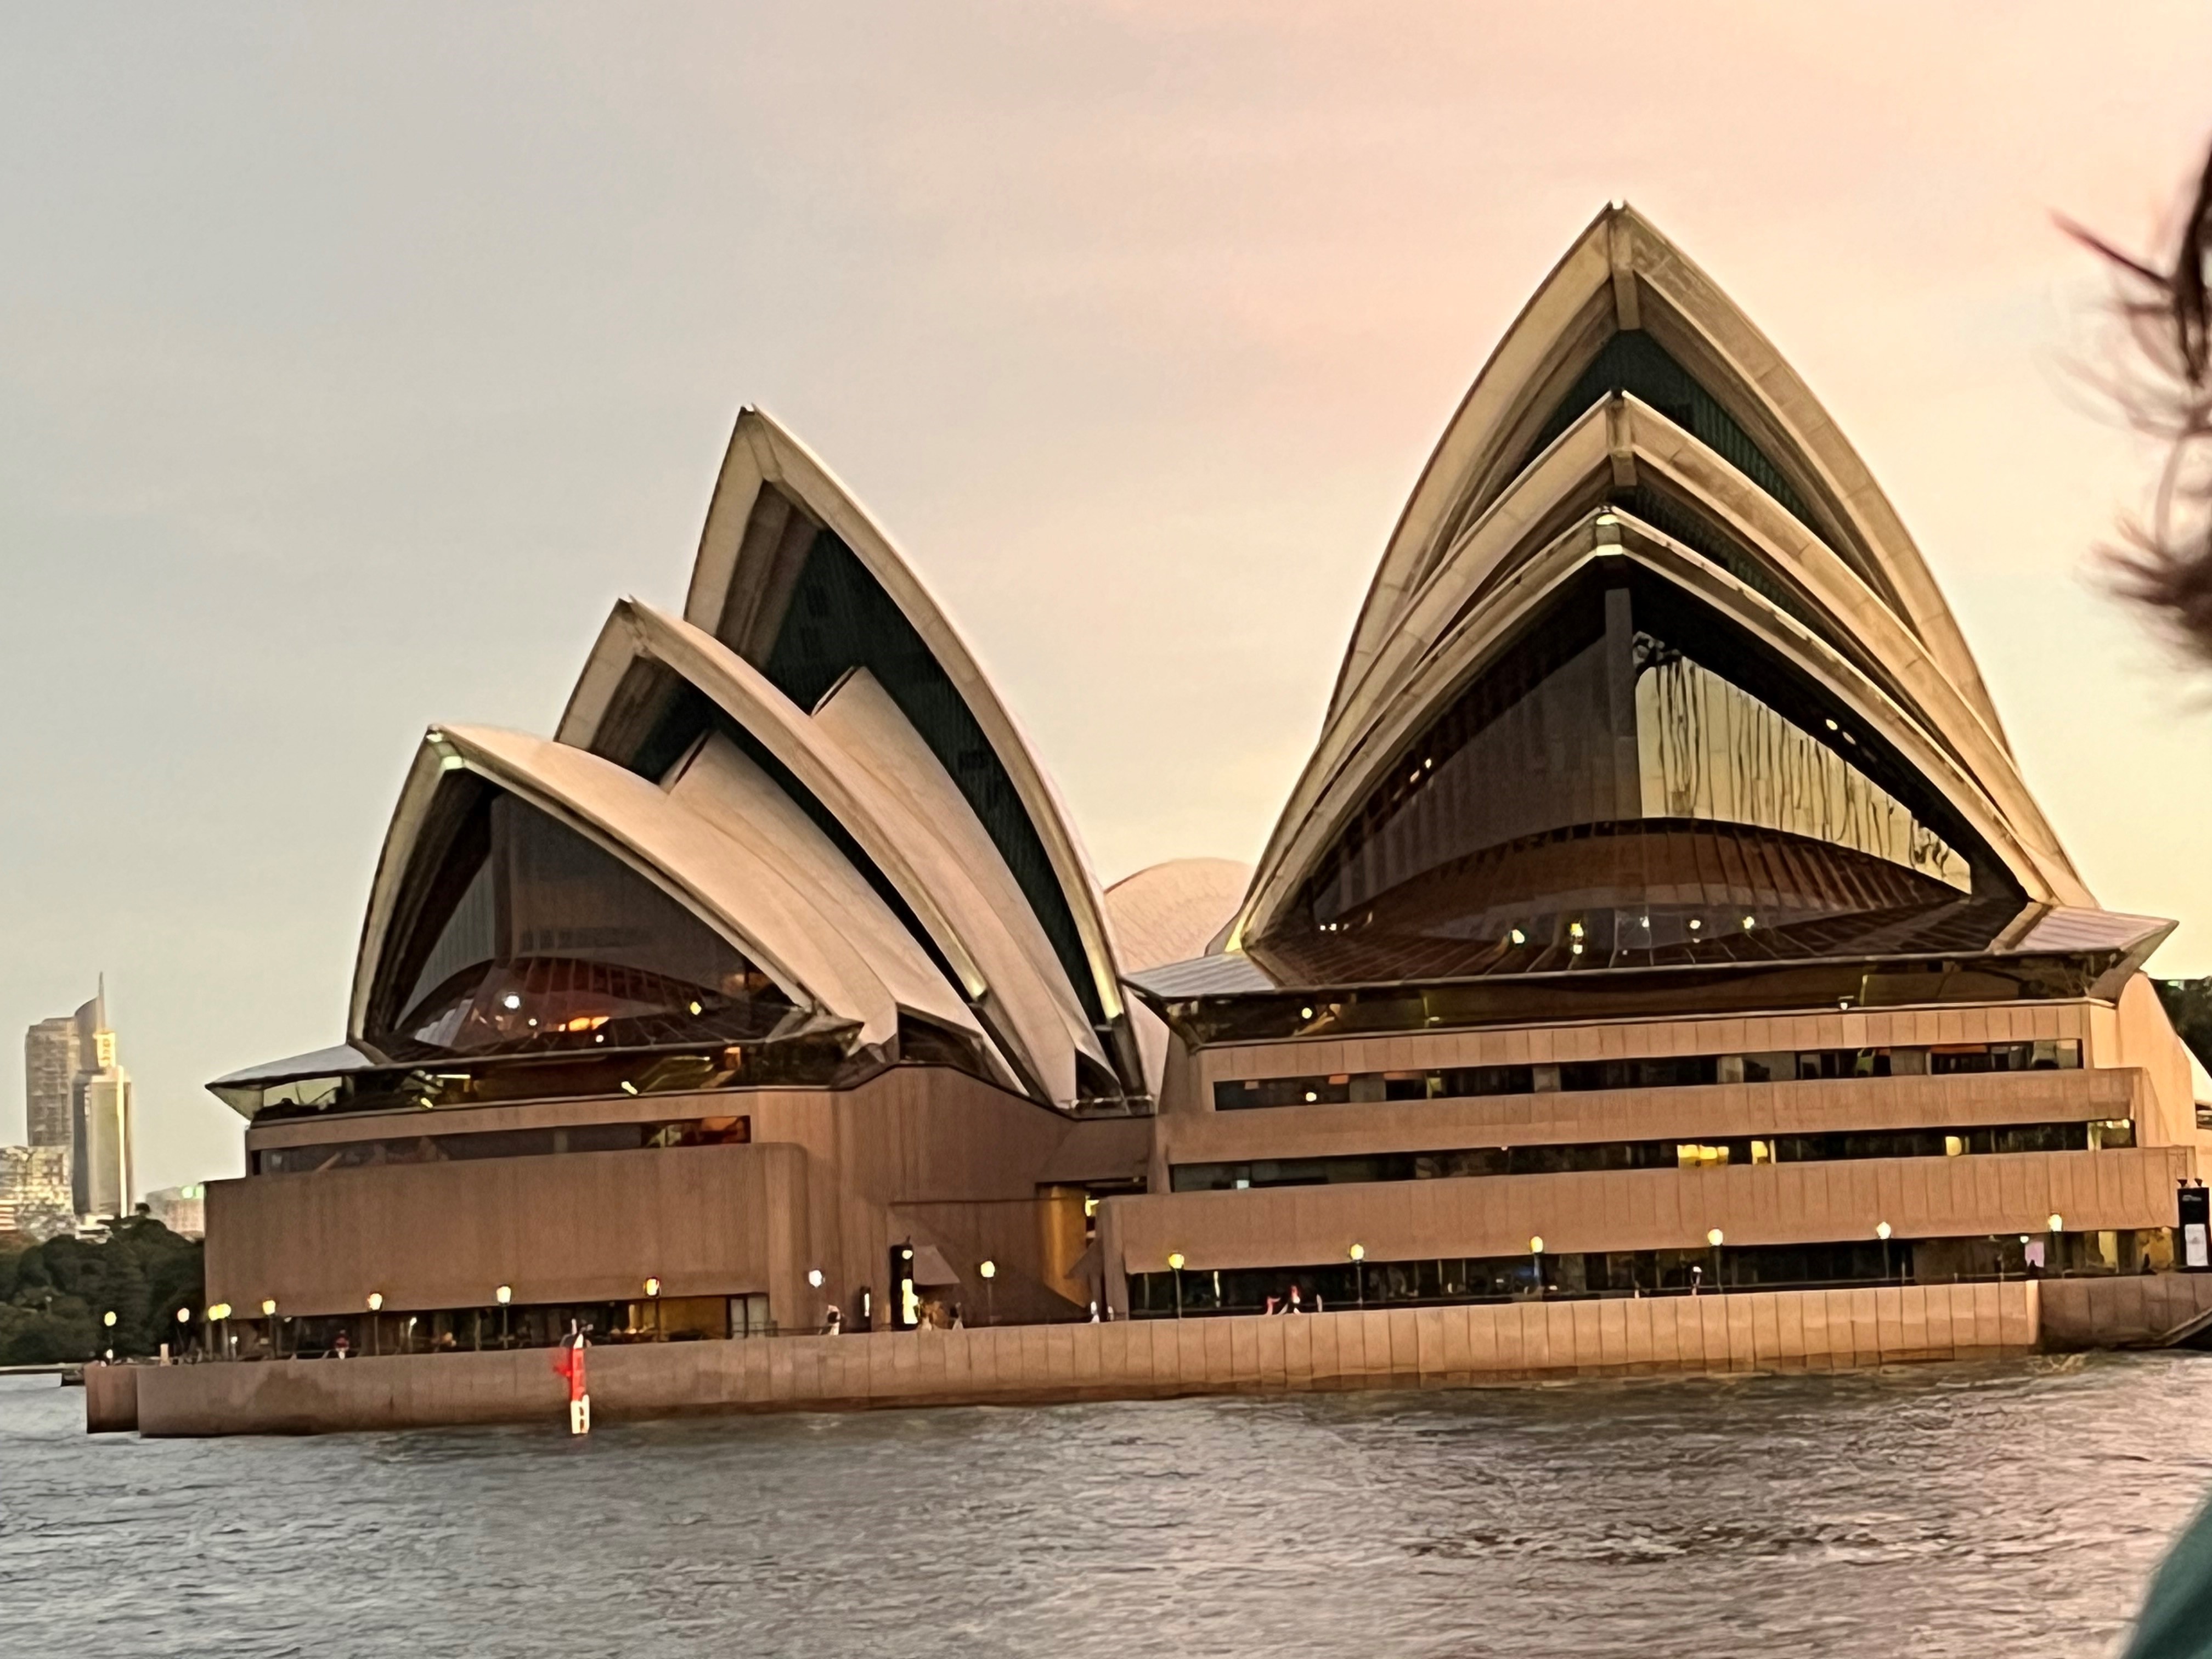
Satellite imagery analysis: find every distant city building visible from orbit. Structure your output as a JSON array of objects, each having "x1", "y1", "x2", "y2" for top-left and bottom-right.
[
  {"x1": 21, "y1": 981, "x2": 137, "y2": 1222},
  {"x1": 142, "y1": 1183, "x2": 206, "y2": 1238},
  {"x1": 23, "y1": 1013, "x2": 81, "y2": 1151},
  {"x1": 0, "y1": 1145, "x2": 74, "y2": 1241}
]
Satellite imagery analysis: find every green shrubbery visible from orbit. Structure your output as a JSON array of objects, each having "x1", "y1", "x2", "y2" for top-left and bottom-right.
[{"x1": 0, "y1": 1216, "x2": 204, "y2": 1365}]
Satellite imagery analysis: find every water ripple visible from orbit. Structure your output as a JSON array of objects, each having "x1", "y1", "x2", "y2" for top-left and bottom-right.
[{"x1": 2, "y1": 1354, "x2": 2208, "y2": 1657}]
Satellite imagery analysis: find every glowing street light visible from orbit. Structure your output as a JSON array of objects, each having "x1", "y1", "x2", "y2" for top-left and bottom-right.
[
  {"x1": 495, "y1": 1285, "x2": 513, "y2": 1304},
  {"x1": 1706, "y1": 1228, "x2": 1724, "y2": 1294},
  {"x1": 1876, "y1": 1221, "x2": 1893, "y2": 1283},
  {"x1": 1167, "y1": 1252, "x2": 1186, "y2": 1319},
  {"x1": 367, "y1": 1291, "x2": 383, "y2": 1311},
  {"x1": 1349, "y1": 1242, "x2": 1367, "y2": 1308},
  {"x1": 979, "y1": 1259, "x2": 997, "y2": 1327},
  {"x1": 807, "y1": 1268, "x2": 823, "y2": 1289}
]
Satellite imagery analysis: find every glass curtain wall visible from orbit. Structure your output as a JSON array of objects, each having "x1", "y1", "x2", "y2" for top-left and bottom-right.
[
  {"x1": 1277, "y1": 569, "x2": 2007, "y2": 974},
  {"x1": 369, "y1": 788, "x2": 793, "y2": 1062}
]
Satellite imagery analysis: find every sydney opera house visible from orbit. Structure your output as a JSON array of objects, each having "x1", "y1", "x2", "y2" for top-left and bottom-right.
[{"x1": 202, "y1": 206, "x2": 2205, "y2": 1355}]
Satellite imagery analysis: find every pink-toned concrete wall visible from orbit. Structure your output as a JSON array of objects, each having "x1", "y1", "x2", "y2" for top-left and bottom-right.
[
  {"x1": 211, "y1": 1065, "x2": 1088, "y2": 1329},
  {"x1": 114, "y1": 1279, "x2": 2035, "y2": 1437},
  {"x1": 1103, "y1": 1146, "x2": 2193, "y2": 1282}
]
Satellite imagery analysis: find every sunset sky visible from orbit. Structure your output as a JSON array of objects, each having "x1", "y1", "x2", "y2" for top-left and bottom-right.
[{"x1": 7, "y1": 3, "x2": 2212, "y2": 1191}]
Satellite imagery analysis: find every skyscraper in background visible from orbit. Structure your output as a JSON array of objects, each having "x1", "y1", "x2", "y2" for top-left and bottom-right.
[
  {"x1": 70, "y1": 984, "x2": 134, "y2": 1220},
  {"x1": 19, "y1": 982, "x2": 136, "y2": 1222},
  {"x1": 23, "y1": 1013, "x2": 81, "y2": 1151}
]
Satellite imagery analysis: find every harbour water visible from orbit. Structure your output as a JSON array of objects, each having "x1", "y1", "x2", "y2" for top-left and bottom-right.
[{"x1": 4, "y1": 1354, "x2": 2209, "y2": 1658}]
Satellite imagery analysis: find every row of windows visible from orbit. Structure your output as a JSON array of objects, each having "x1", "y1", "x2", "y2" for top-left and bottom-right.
[
  {"x1": 1127, "y1": 1229, "x2": 2162, "y2": 1317},
  {"x1": 211, "y1": 1294, "x2": 780, "y2": 1358},
  {"x1": 1169, "y1": 1118, "x2": 2133, "y2": 1193},
  {"x1": 252, "y1": 1116, "x2": 751, "y2": 1176},
  {"x1": 1212, "y1": 1039, "x2": 2082, "y2": 1110}
]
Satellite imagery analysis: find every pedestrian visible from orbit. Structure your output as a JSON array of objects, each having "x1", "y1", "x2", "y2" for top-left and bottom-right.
[
  {"x1": 332, "y1": 1331, "x2": 351, "y2": 1359},
  {"x1": 825, "y1": 1304, "x2": 843, "y2": 1335},
  {"x1": 1288, "y1": 1285, "x2": 1305, "y2": 1314}
]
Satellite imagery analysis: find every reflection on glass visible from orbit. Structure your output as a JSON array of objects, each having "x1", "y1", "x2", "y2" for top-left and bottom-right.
[
  {"x1": 1635, "y1": 643, "x2": 1967, "y2": 888},
  {"x1": 1284, "y1": 572, "x2": 2003, "y2": 971},
  {"x1": 374, "y1": 792, "x2": 792, "y2": 1060}
]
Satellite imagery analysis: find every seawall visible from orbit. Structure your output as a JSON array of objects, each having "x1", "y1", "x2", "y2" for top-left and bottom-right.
[{"x1": 107, "y1": 1279, "x2": 2035, "y2": 1437}]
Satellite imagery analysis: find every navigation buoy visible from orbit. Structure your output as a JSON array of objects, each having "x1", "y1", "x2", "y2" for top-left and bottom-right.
[{"x1": 552, "y1": 1323, "x2": 590, "y2": 1435}]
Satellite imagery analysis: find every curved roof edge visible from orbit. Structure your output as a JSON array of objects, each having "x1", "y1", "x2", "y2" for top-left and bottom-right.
[
  {"x1": 1231, "y1": 513, "x2": 2086, "y2": 949},
  {"x1": 348, "y1": 724, "x2": 944, "y2": 1054},
  {"x1": 1103, "y1": 858, "x2": 1253, "y2": 975},
  {"x1": 1330, "y1": 203, "x2": 2008, "y2": 752},
  {"x1": 1311, "y1": 396, "x2": 2080, "y2": 902},
  {"x1": 678, "y1": 406, "x2": 1137, "y2": 1084},
  {"x1": 557, "y1": 597, "x2": 1109, "y2": 1105}
]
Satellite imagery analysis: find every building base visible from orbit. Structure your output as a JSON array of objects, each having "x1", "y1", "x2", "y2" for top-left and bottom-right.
[{"x1": 95, "y1": 1279, "x2": 2039, "y2": 1437}]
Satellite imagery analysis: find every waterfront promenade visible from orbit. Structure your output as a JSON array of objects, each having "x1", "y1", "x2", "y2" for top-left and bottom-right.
[{"x1": 92, "y1": 1279, "x2": 2049, "y2": 1436}]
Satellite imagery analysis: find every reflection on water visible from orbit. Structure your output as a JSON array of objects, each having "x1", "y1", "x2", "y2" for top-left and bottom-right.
[{"x1": 3, "y1": 1355, "x2": 2208, "y2": 1658}]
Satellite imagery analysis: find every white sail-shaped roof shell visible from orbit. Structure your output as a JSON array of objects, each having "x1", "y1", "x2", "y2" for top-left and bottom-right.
[
  {"x1": 679, "y1": 407, "x2": 1139, "y2": 1088},
  {"x1": 556, "y1": 599, "x2": 1108, "y2": 1107},
  {"x1": 1334, "y1": 204, "x2": 2010, "y2": 757},
  {"x1": 349, "y1": 725, "x2": 982, "y2": 1056},
  {"x1": 1224, "y1": 205, "x2": 2112, "y2": 956}
]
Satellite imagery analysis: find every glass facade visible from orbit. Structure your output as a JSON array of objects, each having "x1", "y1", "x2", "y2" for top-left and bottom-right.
[
  {"x1": 1211, "y1": 1039, "x2": 2081, "y2": 1110},
  {"x1": 253, "y1": 1115, "x2": 751, "y2": 1175},
  {"x1": 1269, "y1": 569, "x2": 2011, "y2": 982},
  {"x1": 233, "y1": 1291, "x2": 787, "y2": 1361},
  {"x1": 1170, "y1": 1117, "x2": 2122, "y2": 1192},
  {"x1": 1524, "y1": 330, "x2": 1818, "y2": 534},
  {"x1": 369, "y1": 788, "x2": 794, "y2": 1064},
  {"x1": 1127, "y1": 1229, "x2": 2170, "y2": 1318}
]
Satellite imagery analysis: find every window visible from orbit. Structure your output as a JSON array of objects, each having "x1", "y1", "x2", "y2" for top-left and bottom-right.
[
  {"x1": 370, "y1": 789, "x2": 792, "y2": 1062},
  {"x1": 1272, "y1": 569, "x2": 2012, "y2": 979},
  {"x1": 1522, "y1": 331, "x2": 1817, "y2": 535},
  {"x1": 1169, "y1": 1118, "x2": 2115, "y2": 1193},
  {"x1": 1211, "y1": 1041, "x2": 2076, "y2": 1110},
  {"x1": 254, "y1": 1116, "x2": 752, "y2": 1175}
]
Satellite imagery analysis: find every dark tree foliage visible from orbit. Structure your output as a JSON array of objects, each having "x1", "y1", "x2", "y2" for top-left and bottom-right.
[
  {"x1": 2066, "y1": 144, "x2": 2212, "y2": 663},
  {"x1": 0, "y1": 1216, "x2": 204, "y2": 1365},
  {"x1": 2155, "y1": 979, "x2": 2212, "y2": 1078}
]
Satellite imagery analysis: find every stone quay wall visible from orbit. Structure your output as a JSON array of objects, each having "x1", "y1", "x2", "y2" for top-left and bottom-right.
[
  {"x1": 2039, "y1": 1272, "x2": 2212, "y2": 1349},
  {"x1": 105, "y1": 1279, "x2": 2038, "y2": 1437}
]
